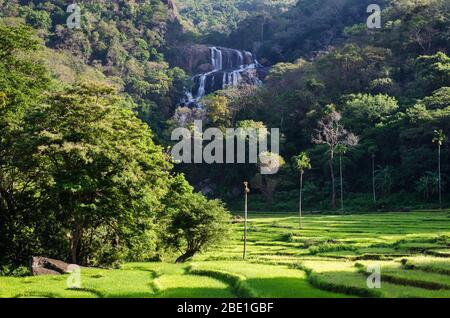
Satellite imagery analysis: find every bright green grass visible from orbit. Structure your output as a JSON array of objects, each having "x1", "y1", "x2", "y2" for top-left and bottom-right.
[
  {"x1": 1, "y1": 211, "x2": 450, "y2": 298},
  {"x1": 154, "y1": 275, "x2": 235, "y2": 298},
  {"x1": 0, "y1": 267, "x2": 154, "y2": 298},
  {"x1": 197, "y1": 211, "x2": 450, "y2": 298},
  {"x1": 406, "y1": 256, "x2": 450, "y2": 275},
  {"x1": 310, "y1": 271, "x2": 450, "y2": 298},
  {"x1": 382, "y1": 267, "x2": 450, "y2": 289},
  {"x1": 191, "y1": 261, "x2": 349, "y2": 298}
]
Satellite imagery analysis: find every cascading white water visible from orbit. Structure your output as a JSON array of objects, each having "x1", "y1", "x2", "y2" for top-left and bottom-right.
[
  {"x1": 197, "y1": 74, "x2": 206, "y2": 98},
  {"x1": 183, "y1": 46, "x2": 262, "y2": 106},
  {"x1": 237, "y1": 51, "x2": 244, "y2": 69},
  {"x1": 211, "y1": 47, "x2": 223, "y2": 71}
]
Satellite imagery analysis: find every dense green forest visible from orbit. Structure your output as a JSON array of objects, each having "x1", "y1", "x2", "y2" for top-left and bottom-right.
[
  {"x1": 176, "y1": 0, "x2": 296, "y2": 43},
  {"x1": 0, "y1": 0, "x2": 230, "y2": 270},
  {"x1": 174, "y1": 0, "x2": 450, "y2": 212},
  {"x1": 0, "y1": 0, "x2": 449, "y2": 271}
]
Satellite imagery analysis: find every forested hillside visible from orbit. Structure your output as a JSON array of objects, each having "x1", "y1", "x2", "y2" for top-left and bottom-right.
[
  {"x1": 171, "y1": 0, "x2": 450, "y2": 211},
  {"x1": 0, "y1": 0, "x2": 193, "y2": 139},
  {"x1": 175, "y1": 0, "x2": 296, "y2": 43},
  {"x1": 0, "y1": 0, "x2": 230, "y2": 269}
]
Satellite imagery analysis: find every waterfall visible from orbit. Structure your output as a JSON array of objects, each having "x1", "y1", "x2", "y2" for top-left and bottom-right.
[
  {"x1": 197, "y1": 74, "x2": 206, "y2": 98},
  {"x1": 211, "y1": 47, "x2": 223, "y2": 71},
  {"x1": 182, "y1": 46, "x2": 262, "y2": 107}
]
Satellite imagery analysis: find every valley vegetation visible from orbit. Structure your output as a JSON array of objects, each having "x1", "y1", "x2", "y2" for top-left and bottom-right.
[
  {"x1": 173, "y1": 0, "x2": 450, "y2": 213},
  {"x1": 0, "y1": 0, "x2": 449, "y2": 289},
  {"x1": 0, "y1": 23, "x2": 229, "y2": 270}
]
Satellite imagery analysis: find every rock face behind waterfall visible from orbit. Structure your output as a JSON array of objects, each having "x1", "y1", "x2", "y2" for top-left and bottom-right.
[
  {"x1": 168, "y1": 44, "x2": 213, "y2": 74},
  {"x1": 167, "y1": 44, "x2": 264, "y2": 106}
]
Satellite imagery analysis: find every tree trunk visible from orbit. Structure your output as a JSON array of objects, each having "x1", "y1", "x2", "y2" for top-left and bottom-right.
[
  {"x1": 329, "y1": 151, "x2": 336, "y2": 209},
  {"x1": 69, "y1": 225, "x2": 82, "y2": 264},
  {"x1": 299, "y1": 171, "x2": 303, "y2": 229},
  {"x1": 372, "y1": 154, "x2": 376, "y2": 203},
  {"x1": 175, "y1": 250, "x2": 196, "y2": 263},
  {"x1": 261, "y1": 175, "x2": 274, "y2": 208}
]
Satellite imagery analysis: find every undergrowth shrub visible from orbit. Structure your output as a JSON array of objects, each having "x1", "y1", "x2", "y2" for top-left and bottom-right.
[
  {"x1": 0, "y1": 265, "x2": 30, "y2": 277},
  {"x1": 400, "y1": 258, "x2": 415, "y2": 269},
  {"x1": 278, "y1": 232, "x2": 295, "y2": 242},
  {"x1": 288, "y1": 262, "x2": 312, "y2": 275},
  {"x1": 308, "y1": 242, "x2": 357, "y2": 255}
]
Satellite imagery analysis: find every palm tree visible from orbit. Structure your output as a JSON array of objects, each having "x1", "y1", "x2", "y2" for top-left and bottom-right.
[
  {"x1": 293, "y1": 152, "x2": 311, "y2": 229},
  {"x1": 433, "y1": 129, "x2": 446, "y2": 209}
]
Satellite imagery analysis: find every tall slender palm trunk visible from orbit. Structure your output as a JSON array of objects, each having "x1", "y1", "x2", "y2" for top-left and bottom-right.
[
  {"x1": 299, "y1": 171, "x2": 303, "y2": 229},
  {"x1": 438, "y1": 144, "x2": 442, "y2": 210},
  {"x1": 329, "y1": 151, "x2": 336, "y2": 209},
  {"x1": 243, "y1": 184, "x2": 248, "y2": 259}
]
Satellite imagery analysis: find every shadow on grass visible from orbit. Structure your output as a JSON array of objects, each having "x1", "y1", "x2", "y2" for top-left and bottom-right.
[
  {"x1": 244, "y1": 277, "x2": 348, "y2": 298},
  {"x1": 104, "y1": 291, "x2": 157, "y2": 298},
  {"x1": 66, "y1": 287, "x2": 104, "y2": 298},
  {"x1": 156, "y1": 287, "x2": 235, "y2": 298},
  {"x1": 13, "y1": 292, "x2": 59, "y2": 298}
]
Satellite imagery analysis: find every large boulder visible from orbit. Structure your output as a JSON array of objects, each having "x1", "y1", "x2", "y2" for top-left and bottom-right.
[{"x1": 30, "y1": 256, "x2": 73, "y2": 276}]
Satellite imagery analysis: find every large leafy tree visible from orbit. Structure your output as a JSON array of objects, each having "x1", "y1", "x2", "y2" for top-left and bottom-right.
[
  {"x1": 313, "y1": 108, "x2": 358, "y2": 209},
  {"x1": 342, "y1": 94, "x2": 399, "y2": 133},
  {"x1": 0, "y1": 25, "x2": 52, "y2": 266},
  {"x1": 416, "y1": 52, "x2": 450, "y2": 95},
  {"x1": 26, "y1": 82, "x2": 173, "y2": 265},
  {"x1": 159, "y1": 175, "x2": 231, "y2": 263}
]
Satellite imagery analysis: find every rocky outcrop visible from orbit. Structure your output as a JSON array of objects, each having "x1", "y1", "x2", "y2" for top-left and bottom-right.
[
  {"x1": 167, "y1": 44, "x2": 213, "y2": 75},
  {"x1": 163, "y1": 0, "x2": 179, "y2": 23},
  {"x1": 30, "y1": 256, "x2": 73, "y2": 276},
  {"x1": 173, "y1": 106, "x2": 206, "y2": 127}
]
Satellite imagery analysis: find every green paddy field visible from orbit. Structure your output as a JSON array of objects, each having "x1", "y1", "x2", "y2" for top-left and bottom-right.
[{"x1": 1, "y1": 211, "x2": 450, "y2": 298}]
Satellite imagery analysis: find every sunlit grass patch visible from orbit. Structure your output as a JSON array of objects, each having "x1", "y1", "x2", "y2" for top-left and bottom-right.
[
  {"x1": 0, "y1": 267, "x2": 154, "y2": 298},
  {"x1": 192, "y1": 261, "x2": 349, "y2": 298},
  {"x1": 154, "y1": 274, "x2": 235, "y2": 298},
  {"x1": 2, "y1": 211, "x2": 450, "y2": 298}
]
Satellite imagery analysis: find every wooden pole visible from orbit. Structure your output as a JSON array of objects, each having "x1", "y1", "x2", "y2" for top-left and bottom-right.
[
  {"x1": 340, "y1": 155, "x2": 344, "y2": 214},
  {"x1": 243, "y1": 181, "x2": 250, "y2": 260}
]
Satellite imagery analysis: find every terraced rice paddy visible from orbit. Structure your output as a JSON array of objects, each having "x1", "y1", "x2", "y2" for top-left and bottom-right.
[{"x1": 1, "y1": 211, "x2": 449, "y2": 298}]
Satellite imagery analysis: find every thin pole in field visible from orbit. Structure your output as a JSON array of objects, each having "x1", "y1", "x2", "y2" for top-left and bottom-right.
[
  {"x1": 340, "y1": 155, "x2": 344, "y2": 214},
  {"x1": 243, "y1": 181, "x2": 250, "y2": 260}
]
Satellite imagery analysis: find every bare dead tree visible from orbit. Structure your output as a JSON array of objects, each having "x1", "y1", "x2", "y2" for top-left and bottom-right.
[{"x1": 312, "y1": 110, "x2": 358, "y2": 209}]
